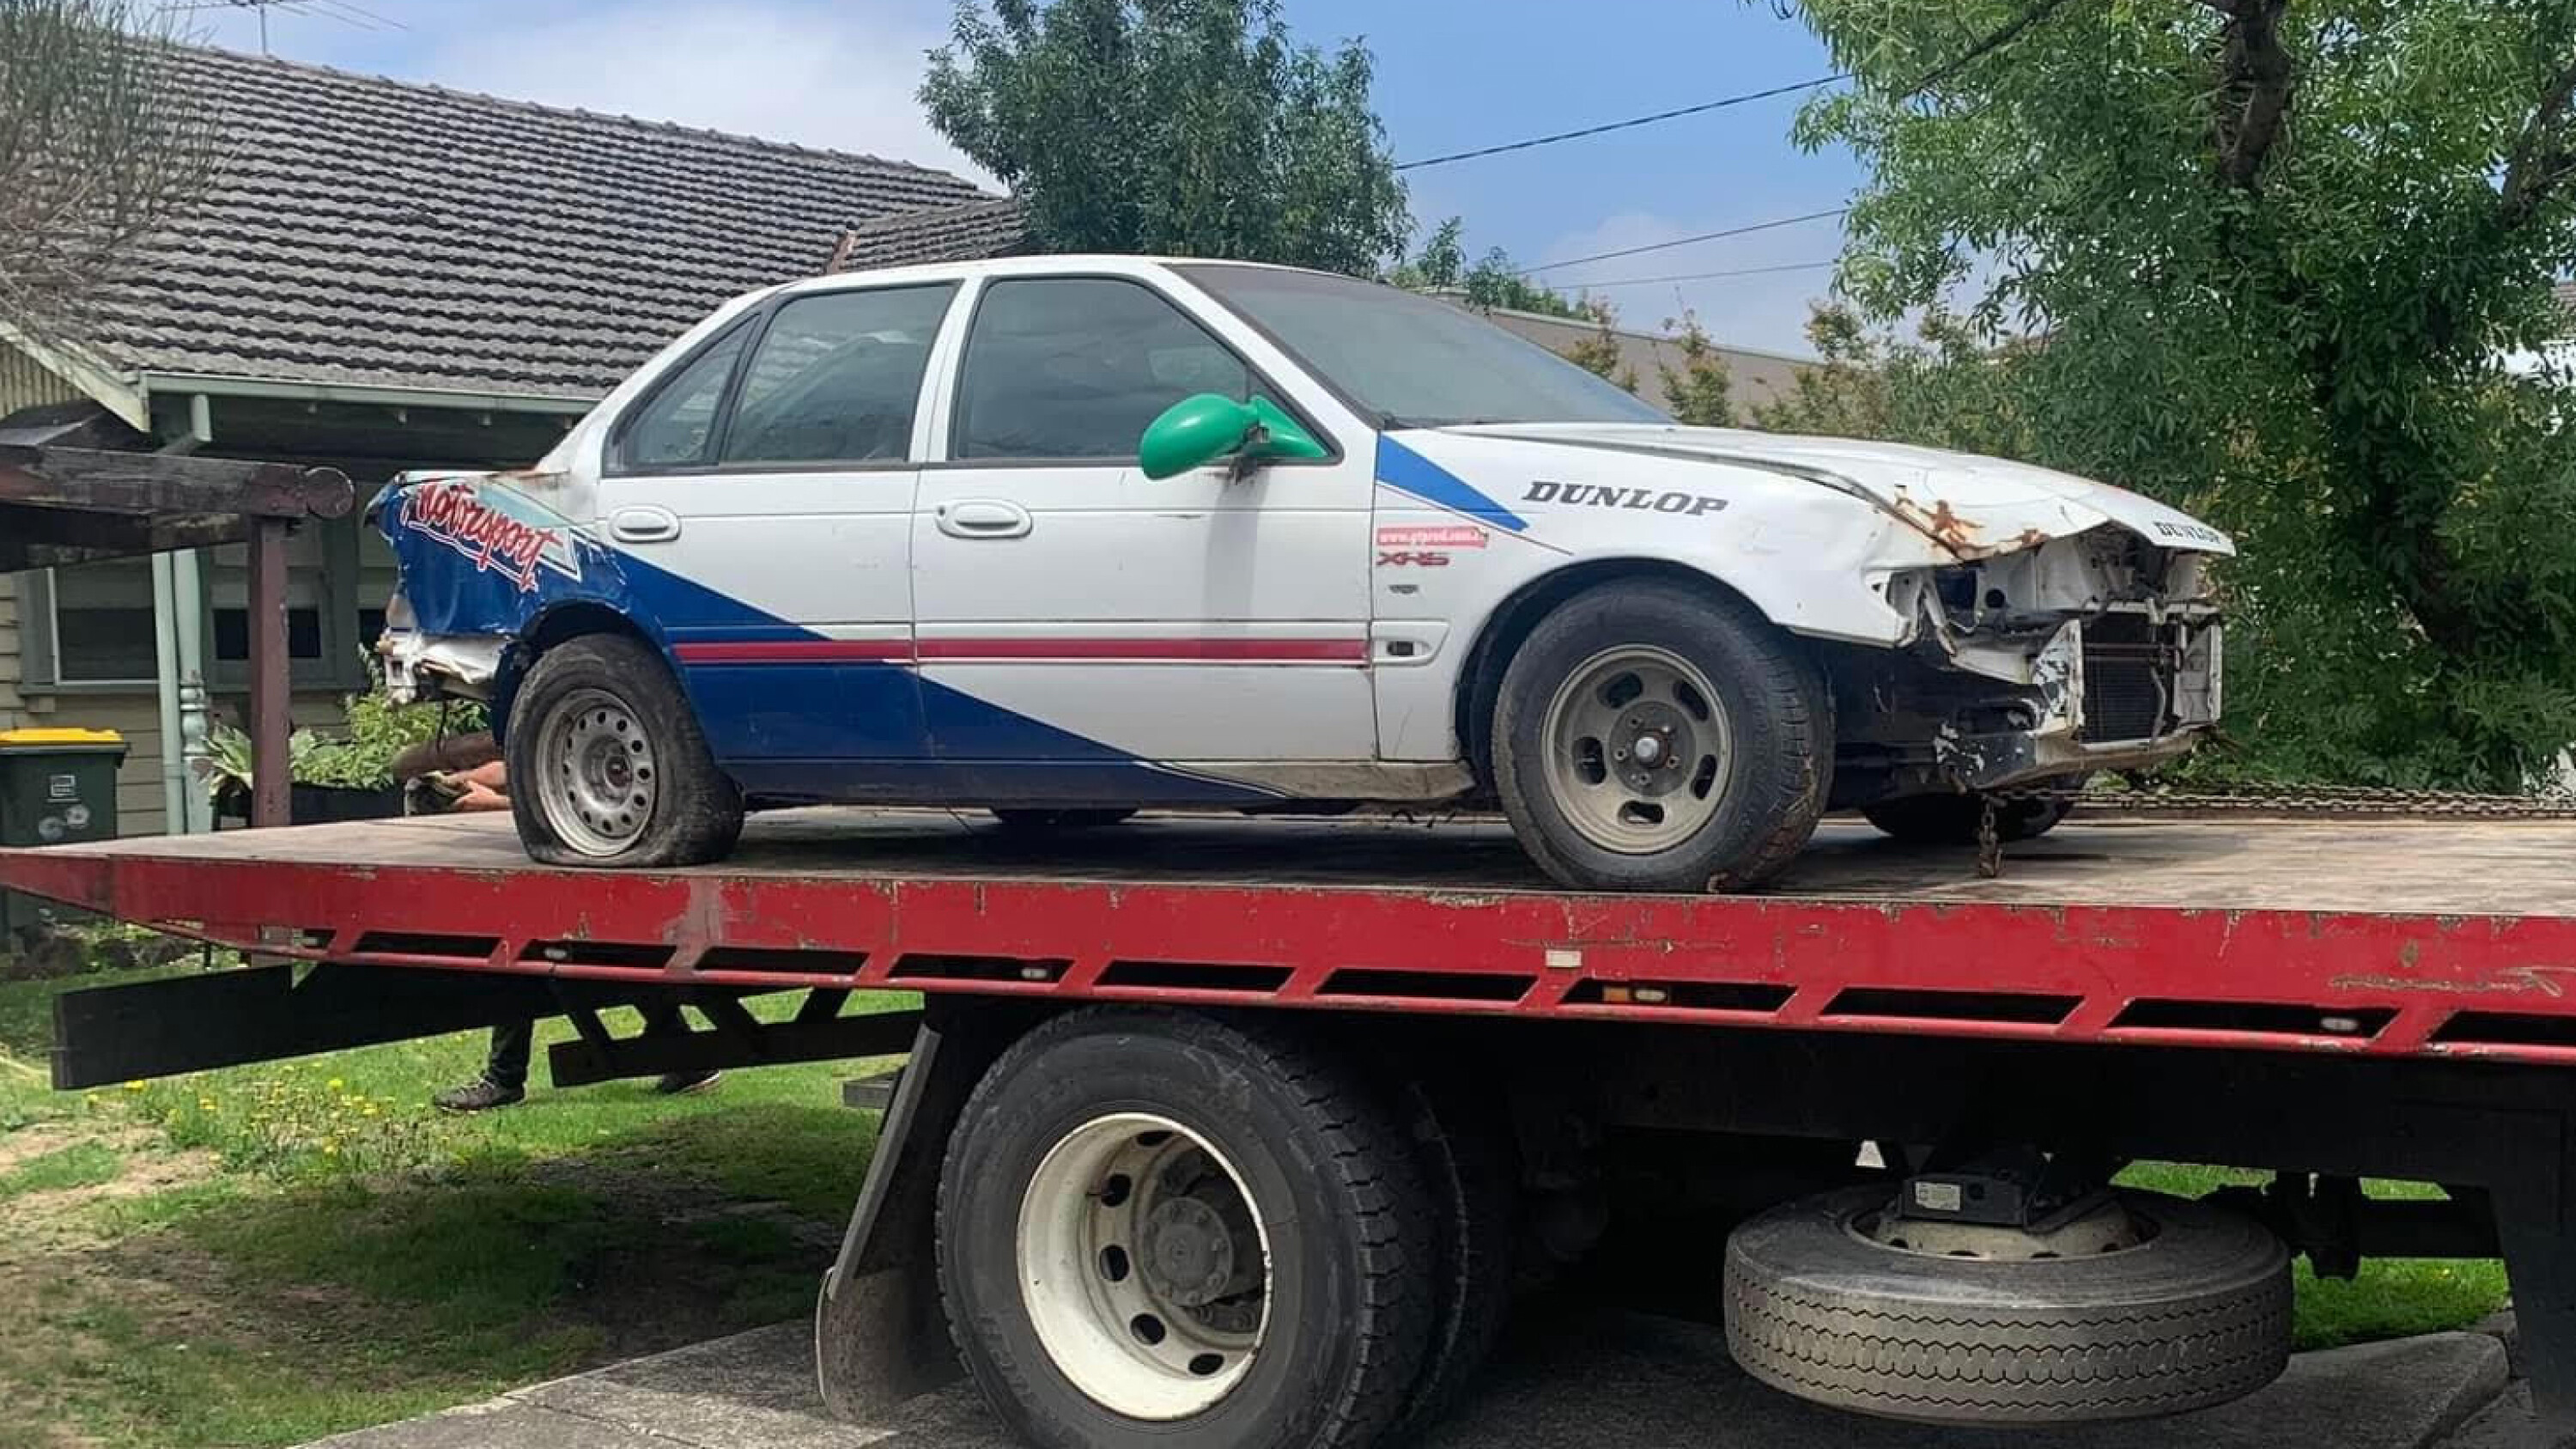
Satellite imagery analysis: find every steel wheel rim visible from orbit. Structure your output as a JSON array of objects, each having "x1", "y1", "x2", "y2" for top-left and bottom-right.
[
  {"x1": 1017, "y1": 1112, "x2": 1272, "y2": 1419},
  {"x1": 1540, "y1": 644, "x2": 1734, "y2": 855},
  {"x1": 533, "y1": 687, "x2": 659, "y2": 856}
]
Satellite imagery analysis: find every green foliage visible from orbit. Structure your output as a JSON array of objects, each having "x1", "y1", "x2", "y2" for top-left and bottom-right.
[
  {"x1": 1771, "y1": 0, "x2": 2576, "y2": 788},
  {"x1": 1388, "y1": 217, "x2": 1588, "y2": 320},
  {"x1": 1562, "y1": 297, "x2": 1637, "y2": 393},
  {"x1": 0, "y1": 1140, "x2": 120, "y2": 1200},
  {"x1": 198, "y1": 667, "x2": 488, "y2": 798},
  {"x1": 921, "y1": 0, "x2": 1409, "y2": 275},
  {"x1": 1656, "y1": 311, "x2": 1735, "y2": 427}
]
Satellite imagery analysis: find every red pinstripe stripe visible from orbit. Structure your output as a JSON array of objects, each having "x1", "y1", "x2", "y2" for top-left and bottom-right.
[
  {"x1": 674, "y1": 637, "x2": 1369, "y2": 664},
  {"x1": 918, "y1": 637, "x2": 1367, "y2": 662},
  {"x1": 672, "y1": 639, "x2": 910, "y2": 663}
]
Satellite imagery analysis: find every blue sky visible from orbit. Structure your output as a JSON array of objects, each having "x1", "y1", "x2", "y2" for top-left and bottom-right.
[{"x1": 183, "y1": 0, "x2": 1861, "y2": 355}]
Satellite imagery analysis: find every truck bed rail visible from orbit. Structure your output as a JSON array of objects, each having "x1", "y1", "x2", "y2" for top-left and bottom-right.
[{"x1": 8, "y1": 807, "x2": 2576, "y2": 1067}]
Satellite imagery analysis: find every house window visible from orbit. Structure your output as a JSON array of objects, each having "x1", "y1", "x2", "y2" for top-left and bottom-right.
[
  {"x1": 46, "y1": 558, "x2": 161, "y2": 684},
  {"x1": 22, "y1": 513, "x2": 377, "y2": 692}
]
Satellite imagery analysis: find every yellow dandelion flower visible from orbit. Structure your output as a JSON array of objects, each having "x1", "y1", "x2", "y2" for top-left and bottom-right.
[
  {"x1": 326, "y1": 1078, "x2": 345, "y2": 1092},
  {"x1": 124, "y1": 1081, "x2": 146, "y2": 1093},
  {"x1": 322, "y1": 1143, "x2": 339, "y2": 1156}
]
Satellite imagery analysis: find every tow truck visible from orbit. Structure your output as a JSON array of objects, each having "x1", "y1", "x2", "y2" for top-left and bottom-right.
[{"x1": 6, "y1": 804, "x2": 2573, "y2": 1447}]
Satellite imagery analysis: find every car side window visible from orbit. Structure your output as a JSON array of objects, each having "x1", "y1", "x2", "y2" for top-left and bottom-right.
[
  {"x1": 722, "y1": 284, "x2": 957, "y2": 466},
  {"x1": 953, "y1": 277, "x2": 1254, "y2": 461},
  {"x1": 617, "y1": 322, "x2": 752, "y2": 470}
]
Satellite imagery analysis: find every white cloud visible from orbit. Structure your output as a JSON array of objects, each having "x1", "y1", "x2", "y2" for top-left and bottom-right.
[
  {"x1": 1531, "y1": 209, "x2": 1843, "y2": 358},
  {"x1": 404, "y1": 1, "x2": 993, "y2": 186}
]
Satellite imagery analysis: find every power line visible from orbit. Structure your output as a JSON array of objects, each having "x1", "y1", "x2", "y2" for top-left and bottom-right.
[
  {"x1": 1395, "y1": 75, "x2": 1845, "y2": 171},
  {"x1": 1555, "y1": 259, "x2": 1835, "y2": 292},
  {"x1": 1389, "y1": 0, "x2": 2068, "y2": 173},
  {"x1": 1519, "y1": 208, "x2": 1848, "y2": 276}
]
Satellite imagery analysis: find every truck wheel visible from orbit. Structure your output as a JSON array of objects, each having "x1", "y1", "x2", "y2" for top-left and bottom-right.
[
  {"x1": 1492, "y1": 580, "x2": 1829, "y2": 892},
  {"x1": 1385, "y1": 1079, "x2": 1516, "y2": 1443},
  {"x1": 1862, "y1": 789, "x2": 2073, "y2": 844},
  {"x1": 1725, "y1": 1185, "x2": 2291, "y2": 1425},
  {"x1": 938, "y1": 1009, "x2": 1434, "y2": 1449},
  {"x1": 991, "y1": 808, "x2": 1138, "y2": 833},
  {"x1": 507, "y1": 633, "x2": 742, "y2": 868}
]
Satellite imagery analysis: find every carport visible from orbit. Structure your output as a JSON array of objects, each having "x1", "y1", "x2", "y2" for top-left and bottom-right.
[{"x1": 0, "y1": 403, "x2": 353, "y2": 826}]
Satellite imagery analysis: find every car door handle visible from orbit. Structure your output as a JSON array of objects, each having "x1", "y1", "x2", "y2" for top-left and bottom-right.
[
  {"x1": 936, "y1": 500, "x2": 1032, "y2": 539},
  {"x1": 607, "y1": 506, "x2": 682, "y2": 544}
]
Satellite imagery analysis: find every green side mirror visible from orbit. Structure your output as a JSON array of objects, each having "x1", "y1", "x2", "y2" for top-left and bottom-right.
[{"x1": 1138, "y1": 393, "x2": 1327, "y2": 480}]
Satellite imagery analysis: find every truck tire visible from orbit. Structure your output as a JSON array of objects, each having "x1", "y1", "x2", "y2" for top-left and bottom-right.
[
  {"x1": 1493, "y1": 580, "x2": 1830, "y2": 892},
  {"x1": 1862, "y1": 789, "x2": 2074, "y2": 844},
  {"x1": 507, "y1": 632, "x2": 743, "y2": 868},
  {"x1": 937, "y1": 1009, "x2": 1435, "y2": 1449},
  {"x1": 1724, "y1": 1185, "x2": 2291, "y2": 1425},
  {"x1": 1385, "y1": 1079, "x2": 1516, "y2": 1444}
]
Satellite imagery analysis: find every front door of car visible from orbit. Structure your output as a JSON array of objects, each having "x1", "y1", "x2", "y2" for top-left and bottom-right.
[
  {"x1": 909, "y1": 274, "x2": 1376, "y2": 805},
  {"x1": 595, "y1": 282, "x2": 957, "y2": 795}
]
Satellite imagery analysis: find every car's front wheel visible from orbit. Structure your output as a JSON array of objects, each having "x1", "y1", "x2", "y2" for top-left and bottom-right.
[
  {"x1": 1492, "y1": 580, "x2": 1830, "y2": 892},
  {"x1": 507, "y1": 632, "x2": 743, "y2": 868}
]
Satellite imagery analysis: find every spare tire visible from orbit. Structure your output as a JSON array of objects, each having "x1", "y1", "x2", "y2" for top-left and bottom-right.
[{"x1": 1724, "y1": 1185, "x2": 2290, "y2": 1426}]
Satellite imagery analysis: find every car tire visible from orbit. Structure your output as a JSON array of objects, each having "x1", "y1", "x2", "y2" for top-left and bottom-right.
[
  {"x1": 937, "y1": 1008, "x2": 1436, "y2": 1449},
  {"x1": 990, "y1": 808, "x2": 1139, "y2": 833},
  {"x1": 1725, "y1": 1184, "x2": 2292, "y2": 1425},
  {"x1": 1492, "y1": 579, "x2": 1830, "y2": 892},
  {"x1": 1862, "y1": 788, "x2": 2075, "y2": 844},
  {"x1": 507, "y1": 632, "x2": 743, "y2": 868}
]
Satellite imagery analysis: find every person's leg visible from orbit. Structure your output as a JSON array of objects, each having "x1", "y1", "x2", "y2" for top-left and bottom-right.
[
  {"x1": 434, "y1": 1020, "x2": 532, "y2": 1111},
  {"x1": 641, "y1": 998, "x2": 720, "y2": 1096}
]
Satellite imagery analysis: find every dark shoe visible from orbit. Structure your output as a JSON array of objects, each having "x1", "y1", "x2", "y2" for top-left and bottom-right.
[
  {"x1": 654, "y1": 1068, "x2": 721, "y2": 1096},
  {"x1": 433, "y1": 1078, "x2": 525, "y2": 1113}
]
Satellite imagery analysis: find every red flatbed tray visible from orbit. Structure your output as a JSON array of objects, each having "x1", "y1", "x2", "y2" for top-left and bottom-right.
[{"x1": 7, "y1": 809, "x2": 2575, "y2": 1064}]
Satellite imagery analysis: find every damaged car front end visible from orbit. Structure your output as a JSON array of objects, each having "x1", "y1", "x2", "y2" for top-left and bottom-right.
[{"x1": 1832, "y1": 524, "x2": 2225, "y2": 809}]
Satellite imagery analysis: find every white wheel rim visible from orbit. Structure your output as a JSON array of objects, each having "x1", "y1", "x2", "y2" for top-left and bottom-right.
[
  {"x1": 532, "y1": 686, "x2": 659, "y2": 856},
  {"x1": 1017, "y1": 1112, "x2": 1272, "y2": 1419},
  {"x1": 1540, "y1": 644, "x2": 1735, "y2": 854}
]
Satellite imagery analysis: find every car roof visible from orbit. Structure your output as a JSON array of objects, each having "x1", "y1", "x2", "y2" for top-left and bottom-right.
[{"x1": 756, "y1": 253, "x2": 1343, "y2": 307}]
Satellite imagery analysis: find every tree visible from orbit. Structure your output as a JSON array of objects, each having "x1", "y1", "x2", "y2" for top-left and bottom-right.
[
  {"x1": 0, "y1": 0, "x2": 212, "y2": 344},
  {"x1": 921, "y1": 0, "x2": 1409, "y2": 276},
  {"x1": 1562, "y1": 297, "x2": 1637, "y2": 392},
  {"x1": 1774, "y1": 0, "x2": 2576, "y2": 788},
  {"x1": 1388, "y1": 219, "x2": 1587, "y2": 319},
  {"x1": 1656, "y1": 311, "x2": 1735, "y2": 426}
]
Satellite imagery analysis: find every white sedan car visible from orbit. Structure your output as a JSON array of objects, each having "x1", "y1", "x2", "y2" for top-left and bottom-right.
[{"x1": 378, "y1": 255, "x2": 2227, "y2": 891}]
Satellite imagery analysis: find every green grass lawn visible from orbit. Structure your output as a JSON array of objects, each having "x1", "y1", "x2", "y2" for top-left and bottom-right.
[
  {"x1": 2121, "y1": 1163, "x2": 2510, "y2": 1351},
  {"x1": 0, "y1": 960, "x2": 908, "y2": 1449},
  {"x1": 0, "y1": 957, "x2": 2517, "y2": 1448}
]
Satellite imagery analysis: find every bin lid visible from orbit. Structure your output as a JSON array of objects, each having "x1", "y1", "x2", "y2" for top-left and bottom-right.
[{"x1": 0, "y1": 728, "x2": 127, "y2": 752}]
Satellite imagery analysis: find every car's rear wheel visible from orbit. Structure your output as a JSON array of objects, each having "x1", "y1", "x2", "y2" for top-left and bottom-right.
[
  {"x1": 1492, "y1": 580, "x2": 1829, "y2": 892},
  {"x1": 507, "y1": 633, "x2": 742, "y2": 868},
  {"x1": 1862, "y1": 787, "x2": 2075, "y2": 845}
]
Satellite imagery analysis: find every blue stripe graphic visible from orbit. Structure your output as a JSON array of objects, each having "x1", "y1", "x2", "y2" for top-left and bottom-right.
[{"x1": 1375, "y1": 435, "x2": 1528, "y2": 533}]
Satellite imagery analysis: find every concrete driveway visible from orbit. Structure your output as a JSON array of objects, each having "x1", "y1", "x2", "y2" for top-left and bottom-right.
[{"x1": 306, "y1": 1308, "x2": 2537, "y2": 1449}]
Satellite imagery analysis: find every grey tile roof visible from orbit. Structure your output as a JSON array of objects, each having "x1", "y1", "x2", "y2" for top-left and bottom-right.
[
  {"x1": 88, "y1": 46, "x2": 1005, "y2": 400},
  {"x1": 832, "y1": 197, "x2": 1030, "y2": 271}
]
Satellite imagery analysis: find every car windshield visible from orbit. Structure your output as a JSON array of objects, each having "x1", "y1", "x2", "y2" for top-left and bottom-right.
[{"x1": 1178, "y1": 264, "x2": 1673, "y2": 429}]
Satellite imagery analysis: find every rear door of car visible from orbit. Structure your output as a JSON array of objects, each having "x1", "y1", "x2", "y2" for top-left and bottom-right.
[{"x1": 596, "y1": 281, "x2": 958, "y2": 793}]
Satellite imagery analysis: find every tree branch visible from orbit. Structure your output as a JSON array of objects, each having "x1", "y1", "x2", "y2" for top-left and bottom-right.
[
  {"x1": 2500, "y1": 56, "x2": 2576, "y2": 231},
  {"x1": 1893, "y1": 0, "x2": 2080, "y2": 103},
  {"x1": 2208, "y1": 0, "x2": 2295, "y2": 190}
]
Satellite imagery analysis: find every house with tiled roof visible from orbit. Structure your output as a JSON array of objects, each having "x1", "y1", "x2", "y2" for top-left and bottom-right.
[{"x1": 0, "y1": 45, "x2": 1025, "y2": 835}]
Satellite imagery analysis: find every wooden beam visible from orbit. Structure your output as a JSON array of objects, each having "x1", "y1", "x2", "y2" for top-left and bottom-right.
[
  {"x1": 248, "y1": 517, "x2": 292, "y2": 829},
  {"x1": 0, "y1": 446, "x2": 351, "y2": 521}
]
